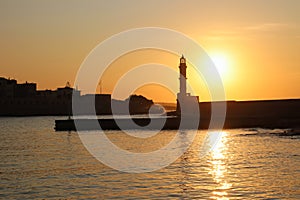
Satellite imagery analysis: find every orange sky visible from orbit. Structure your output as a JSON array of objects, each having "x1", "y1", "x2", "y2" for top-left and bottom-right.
[{"x1": 0, "y1": 0, "x2": 299, "y2": 102}]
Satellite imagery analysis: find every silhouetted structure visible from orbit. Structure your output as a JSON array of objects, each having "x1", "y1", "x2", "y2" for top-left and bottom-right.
[
  {"x1": 176, "y1": 55, "x2": 199, "y2": 116},
  {"x1": 0, "y1": 77, "x2": 153, "y2": 116},
  {"x1": 0, "y1": 78, "x2": 80, "y2": 115},
  {"x1": 0, "y1": 78, "x2": 36, "y2": 98}
]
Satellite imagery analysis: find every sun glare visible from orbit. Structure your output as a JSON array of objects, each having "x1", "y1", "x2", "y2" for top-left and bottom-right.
[{"x1": 210, "y1": 53, "x2": 230, "y2": 79}]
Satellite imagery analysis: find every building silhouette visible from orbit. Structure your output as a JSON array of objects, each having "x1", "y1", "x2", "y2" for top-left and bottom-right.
[
  {"x1": 0, "y1": 77, "x2": 155, "y2": 116},
  {"x1": 0, "y1": 78, "x2": 81, "y2": 115}
]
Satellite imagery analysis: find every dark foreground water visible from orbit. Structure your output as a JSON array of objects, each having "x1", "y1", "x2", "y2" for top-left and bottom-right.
[{"x1": 0, "y1": 117, "x2": 299, "y2": 199}]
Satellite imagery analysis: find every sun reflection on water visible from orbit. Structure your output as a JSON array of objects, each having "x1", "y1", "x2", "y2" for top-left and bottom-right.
[{"x1": 207, "y1": 131, "x2": 232, "y2": 200}]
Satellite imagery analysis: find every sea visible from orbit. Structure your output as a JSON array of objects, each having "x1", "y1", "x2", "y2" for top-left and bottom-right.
[{"x1": 0, "y1": 117, "x2": 299, "y2": 199}]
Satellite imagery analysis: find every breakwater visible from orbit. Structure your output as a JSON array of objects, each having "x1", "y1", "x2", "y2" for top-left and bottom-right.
[{"x1": 55, "y1": 99, "x2": 300, "y2": 131}]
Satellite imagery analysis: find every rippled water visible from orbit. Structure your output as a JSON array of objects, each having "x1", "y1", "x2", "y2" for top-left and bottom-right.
[{"x1": 0, "y1": 117, "x2": 299, "y2": 199}]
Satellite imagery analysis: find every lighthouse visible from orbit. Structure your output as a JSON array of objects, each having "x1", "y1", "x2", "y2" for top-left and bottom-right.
[
  {"x1": 176, "y1": 55, "x2": 199, "y2": 116},
  {"x1": 179, "y1": 55, "x2": 187, "y2": 96}
]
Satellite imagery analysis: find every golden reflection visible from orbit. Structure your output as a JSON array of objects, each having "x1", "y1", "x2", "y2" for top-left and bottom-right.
[{"x1": 207, "y1": 131, "x2": 232, "y2": 200}]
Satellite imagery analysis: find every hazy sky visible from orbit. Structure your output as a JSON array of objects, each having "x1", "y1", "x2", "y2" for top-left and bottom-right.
[{"x1": 0, "y1": 0, "x2": 299, "y2": 102}]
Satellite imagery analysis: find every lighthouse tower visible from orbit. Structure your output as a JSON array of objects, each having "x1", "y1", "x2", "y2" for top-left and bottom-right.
[
  {"x1": 176, "y1": 55, "x2": 199, "y2": 116},
  {"x1": 179, "y1": 55, "x2": 187, "y2": 96}
]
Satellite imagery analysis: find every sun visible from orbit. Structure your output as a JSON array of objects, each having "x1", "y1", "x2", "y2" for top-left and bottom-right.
[{"x1": 210, "y1": 53, "x2": 230, "y2": 79}]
